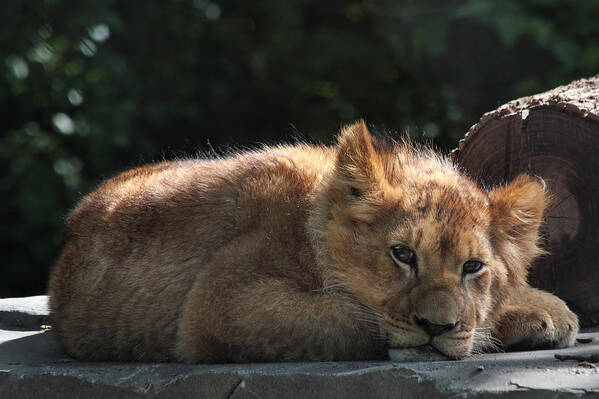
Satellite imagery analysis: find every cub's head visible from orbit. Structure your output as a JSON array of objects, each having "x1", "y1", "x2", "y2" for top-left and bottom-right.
[{"x1": 309, "y1": 121, "x2": 548, "y2": 358}]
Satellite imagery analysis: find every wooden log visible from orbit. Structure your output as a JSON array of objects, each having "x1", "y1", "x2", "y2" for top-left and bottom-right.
[{"x1": 452, "y1": 76, "x2": 599, "y2": 327}]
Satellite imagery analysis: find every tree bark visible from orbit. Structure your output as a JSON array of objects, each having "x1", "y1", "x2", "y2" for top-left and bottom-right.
[{"x1": 452, "y1": 75, "x2": 599, "y2": 327}]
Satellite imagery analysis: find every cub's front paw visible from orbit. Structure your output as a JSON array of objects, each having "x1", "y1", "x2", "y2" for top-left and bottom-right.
[{"x1": 494, "y1": 290, "x2": 578, "y2": 351}]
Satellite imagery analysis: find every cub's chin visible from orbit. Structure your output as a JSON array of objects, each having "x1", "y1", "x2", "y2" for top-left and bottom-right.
[
  {"x1": 387, "y1": 329, "x2": 474, "y2": 359},
  {"x1": 430, "y1": 334, "x2": 473, "y2": 359}
]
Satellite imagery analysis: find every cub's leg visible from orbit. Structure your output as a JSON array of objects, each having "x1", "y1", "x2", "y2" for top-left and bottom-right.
[
  {"x1": 492, "y1": 287, "x2": 578, "y2": 351},
  {"x1": 176, "y1": 276, "x2": 383, "y2": 363}
]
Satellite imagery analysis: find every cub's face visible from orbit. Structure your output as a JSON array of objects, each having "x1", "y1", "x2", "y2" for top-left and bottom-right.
[
  {"x1": 313, "y1": 121, "x2": 548, "y2": 358},
  {"x1": 344, "y1": 187, "x2": 497, "y2": 359}
]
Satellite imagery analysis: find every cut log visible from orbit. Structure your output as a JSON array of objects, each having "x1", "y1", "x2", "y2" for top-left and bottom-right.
[{"x1": 452, "y1": 75, "x2": 599, "y2": 327}]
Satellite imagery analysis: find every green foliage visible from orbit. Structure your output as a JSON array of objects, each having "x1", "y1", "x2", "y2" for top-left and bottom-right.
[{"x1": 1, "y1": 0, "x2": 598, "y2": 296}]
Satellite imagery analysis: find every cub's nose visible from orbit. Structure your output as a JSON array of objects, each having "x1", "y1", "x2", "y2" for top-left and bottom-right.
[{"x1": 414, "y1": 317, "x2": 456, "y2": 337}]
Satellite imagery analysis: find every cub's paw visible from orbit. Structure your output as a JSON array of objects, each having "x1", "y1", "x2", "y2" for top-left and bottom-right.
[{"x1": 494, "y1": 290, "x2": 578, "y2": 351}]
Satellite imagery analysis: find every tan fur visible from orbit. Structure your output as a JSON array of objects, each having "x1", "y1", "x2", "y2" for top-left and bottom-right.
[{"x1": 48, "y1": 121, "x2": 578, "y2": 362}]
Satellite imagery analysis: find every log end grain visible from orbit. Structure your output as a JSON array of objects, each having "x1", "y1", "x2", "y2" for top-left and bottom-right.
[{"x1": 454, "y1": 75, "x2": 599, "y2": 327}]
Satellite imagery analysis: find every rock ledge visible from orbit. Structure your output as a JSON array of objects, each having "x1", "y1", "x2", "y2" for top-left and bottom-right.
[{"x1": 1, "y1": 296, "x2": 598, "y2": 398}]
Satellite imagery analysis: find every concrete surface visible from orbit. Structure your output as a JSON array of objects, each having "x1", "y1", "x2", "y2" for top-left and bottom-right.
[
  {"x1": 1, "y1": 296, "x2": 598, "y2": 398},
  {"x1": 0, "y1": 296, "x2": 49, "y2": 330}
]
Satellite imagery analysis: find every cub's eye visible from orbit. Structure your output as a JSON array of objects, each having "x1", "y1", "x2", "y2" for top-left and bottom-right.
[
  {"x1": 463, "y1": 260, "x2": 484, "y2": 274},
  {"x1": 390, "y1": 245, "x2": 417, "y2": 268}
]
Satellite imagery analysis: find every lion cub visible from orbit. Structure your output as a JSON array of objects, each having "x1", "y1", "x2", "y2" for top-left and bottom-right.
[{"x1": 48, "y1": 121, "x2": 578, "y2": 362}]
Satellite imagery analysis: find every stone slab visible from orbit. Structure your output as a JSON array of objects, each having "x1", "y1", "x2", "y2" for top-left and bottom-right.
[
  {"x1": 0, "y1": 296, "x2": 50, "y2": 330},
  {"x1": 1, "y1": 296, "x2": 598, "y2": 398}
]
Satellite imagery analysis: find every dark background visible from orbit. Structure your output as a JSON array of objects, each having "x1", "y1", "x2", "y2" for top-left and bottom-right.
[{"x1": 2, "y1": 0, "x2": 599, "y2": 297}]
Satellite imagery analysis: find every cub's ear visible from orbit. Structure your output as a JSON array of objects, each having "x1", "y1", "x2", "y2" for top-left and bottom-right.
[
  {"x1": 488, "y1": 174, "x2": 549, "y2": 282},
  {"x1": 334, "y1": 120, "x2": 387, "y2": 196}
]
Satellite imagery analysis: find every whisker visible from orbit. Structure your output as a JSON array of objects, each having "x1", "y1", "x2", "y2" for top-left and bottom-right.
[{"x1": 471, "y1": 328, "x2": 504, "y2": 354}]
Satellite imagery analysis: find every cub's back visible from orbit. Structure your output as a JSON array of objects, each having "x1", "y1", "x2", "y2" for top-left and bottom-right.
[{"x1": 48, "y1": 145, "x2": 333, "y2": 361}]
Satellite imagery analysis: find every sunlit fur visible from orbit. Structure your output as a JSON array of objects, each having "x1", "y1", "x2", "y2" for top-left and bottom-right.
[{"x1": 48, "y1": 121, "x2": 578, "y2": 362}]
